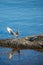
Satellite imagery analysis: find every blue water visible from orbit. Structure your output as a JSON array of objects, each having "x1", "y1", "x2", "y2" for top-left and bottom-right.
[{"x1": 0, "y1": 0, "x2": 43, "y2": 65}]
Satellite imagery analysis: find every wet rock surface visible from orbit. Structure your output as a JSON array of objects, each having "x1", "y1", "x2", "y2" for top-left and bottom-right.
[{"x1": 0, "y1": 34, "x2": 43, "y2": 49}]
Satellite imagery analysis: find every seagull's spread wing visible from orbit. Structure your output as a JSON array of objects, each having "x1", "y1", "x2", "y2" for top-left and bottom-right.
[{"x1": 7, "y1": 27, "x2": 16, "y2": 36}]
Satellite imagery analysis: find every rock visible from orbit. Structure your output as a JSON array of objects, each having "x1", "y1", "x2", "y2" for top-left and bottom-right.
[{"x1": 0, "y1": 34, "x2": 43, "y2": 49}]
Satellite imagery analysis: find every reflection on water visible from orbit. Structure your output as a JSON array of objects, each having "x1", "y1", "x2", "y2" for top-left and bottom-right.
[
  {"x1": 0, "y1": 47, "x2": 43, "y2": 65},
  {"x1": 9, "y1": 48, "x2": 20, "y2": 60}
]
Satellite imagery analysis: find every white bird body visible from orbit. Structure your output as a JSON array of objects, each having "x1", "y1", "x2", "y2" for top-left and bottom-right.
[
  {"x1": 7, "y1": 27, "x2": 19, "y2": 59},
  {"x1": 7, "y1": 27, "x2": 18, "y2": 37}
]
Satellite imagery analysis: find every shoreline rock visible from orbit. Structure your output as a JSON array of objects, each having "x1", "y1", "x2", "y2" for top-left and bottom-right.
[{"x1": 0, "y1": 34, "x2": 43, "y2": 49}]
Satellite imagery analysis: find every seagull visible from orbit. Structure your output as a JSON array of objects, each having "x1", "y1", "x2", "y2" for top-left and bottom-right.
[{"x1": 7, "y1": 27, "x2": 19, "y2": 38}]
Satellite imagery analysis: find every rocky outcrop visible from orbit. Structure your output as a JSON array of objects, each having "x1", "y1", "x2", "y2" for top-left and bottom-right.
[{"x1": 0, "y1": 34, "x2": 43, "y2": 49}]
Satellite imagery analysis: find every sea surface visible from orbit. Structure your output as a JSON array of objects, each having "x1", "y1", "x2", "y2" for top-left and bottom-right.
[{"x1": 0, "y1": 0, "x2": 43, "y2": 65}]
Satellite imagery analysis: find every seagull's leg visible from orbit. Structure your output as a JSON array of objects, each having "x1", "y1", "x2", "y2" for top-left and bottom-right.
[{"x1": 16, "y1": 36, "x2": 19, "y2": 48}]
